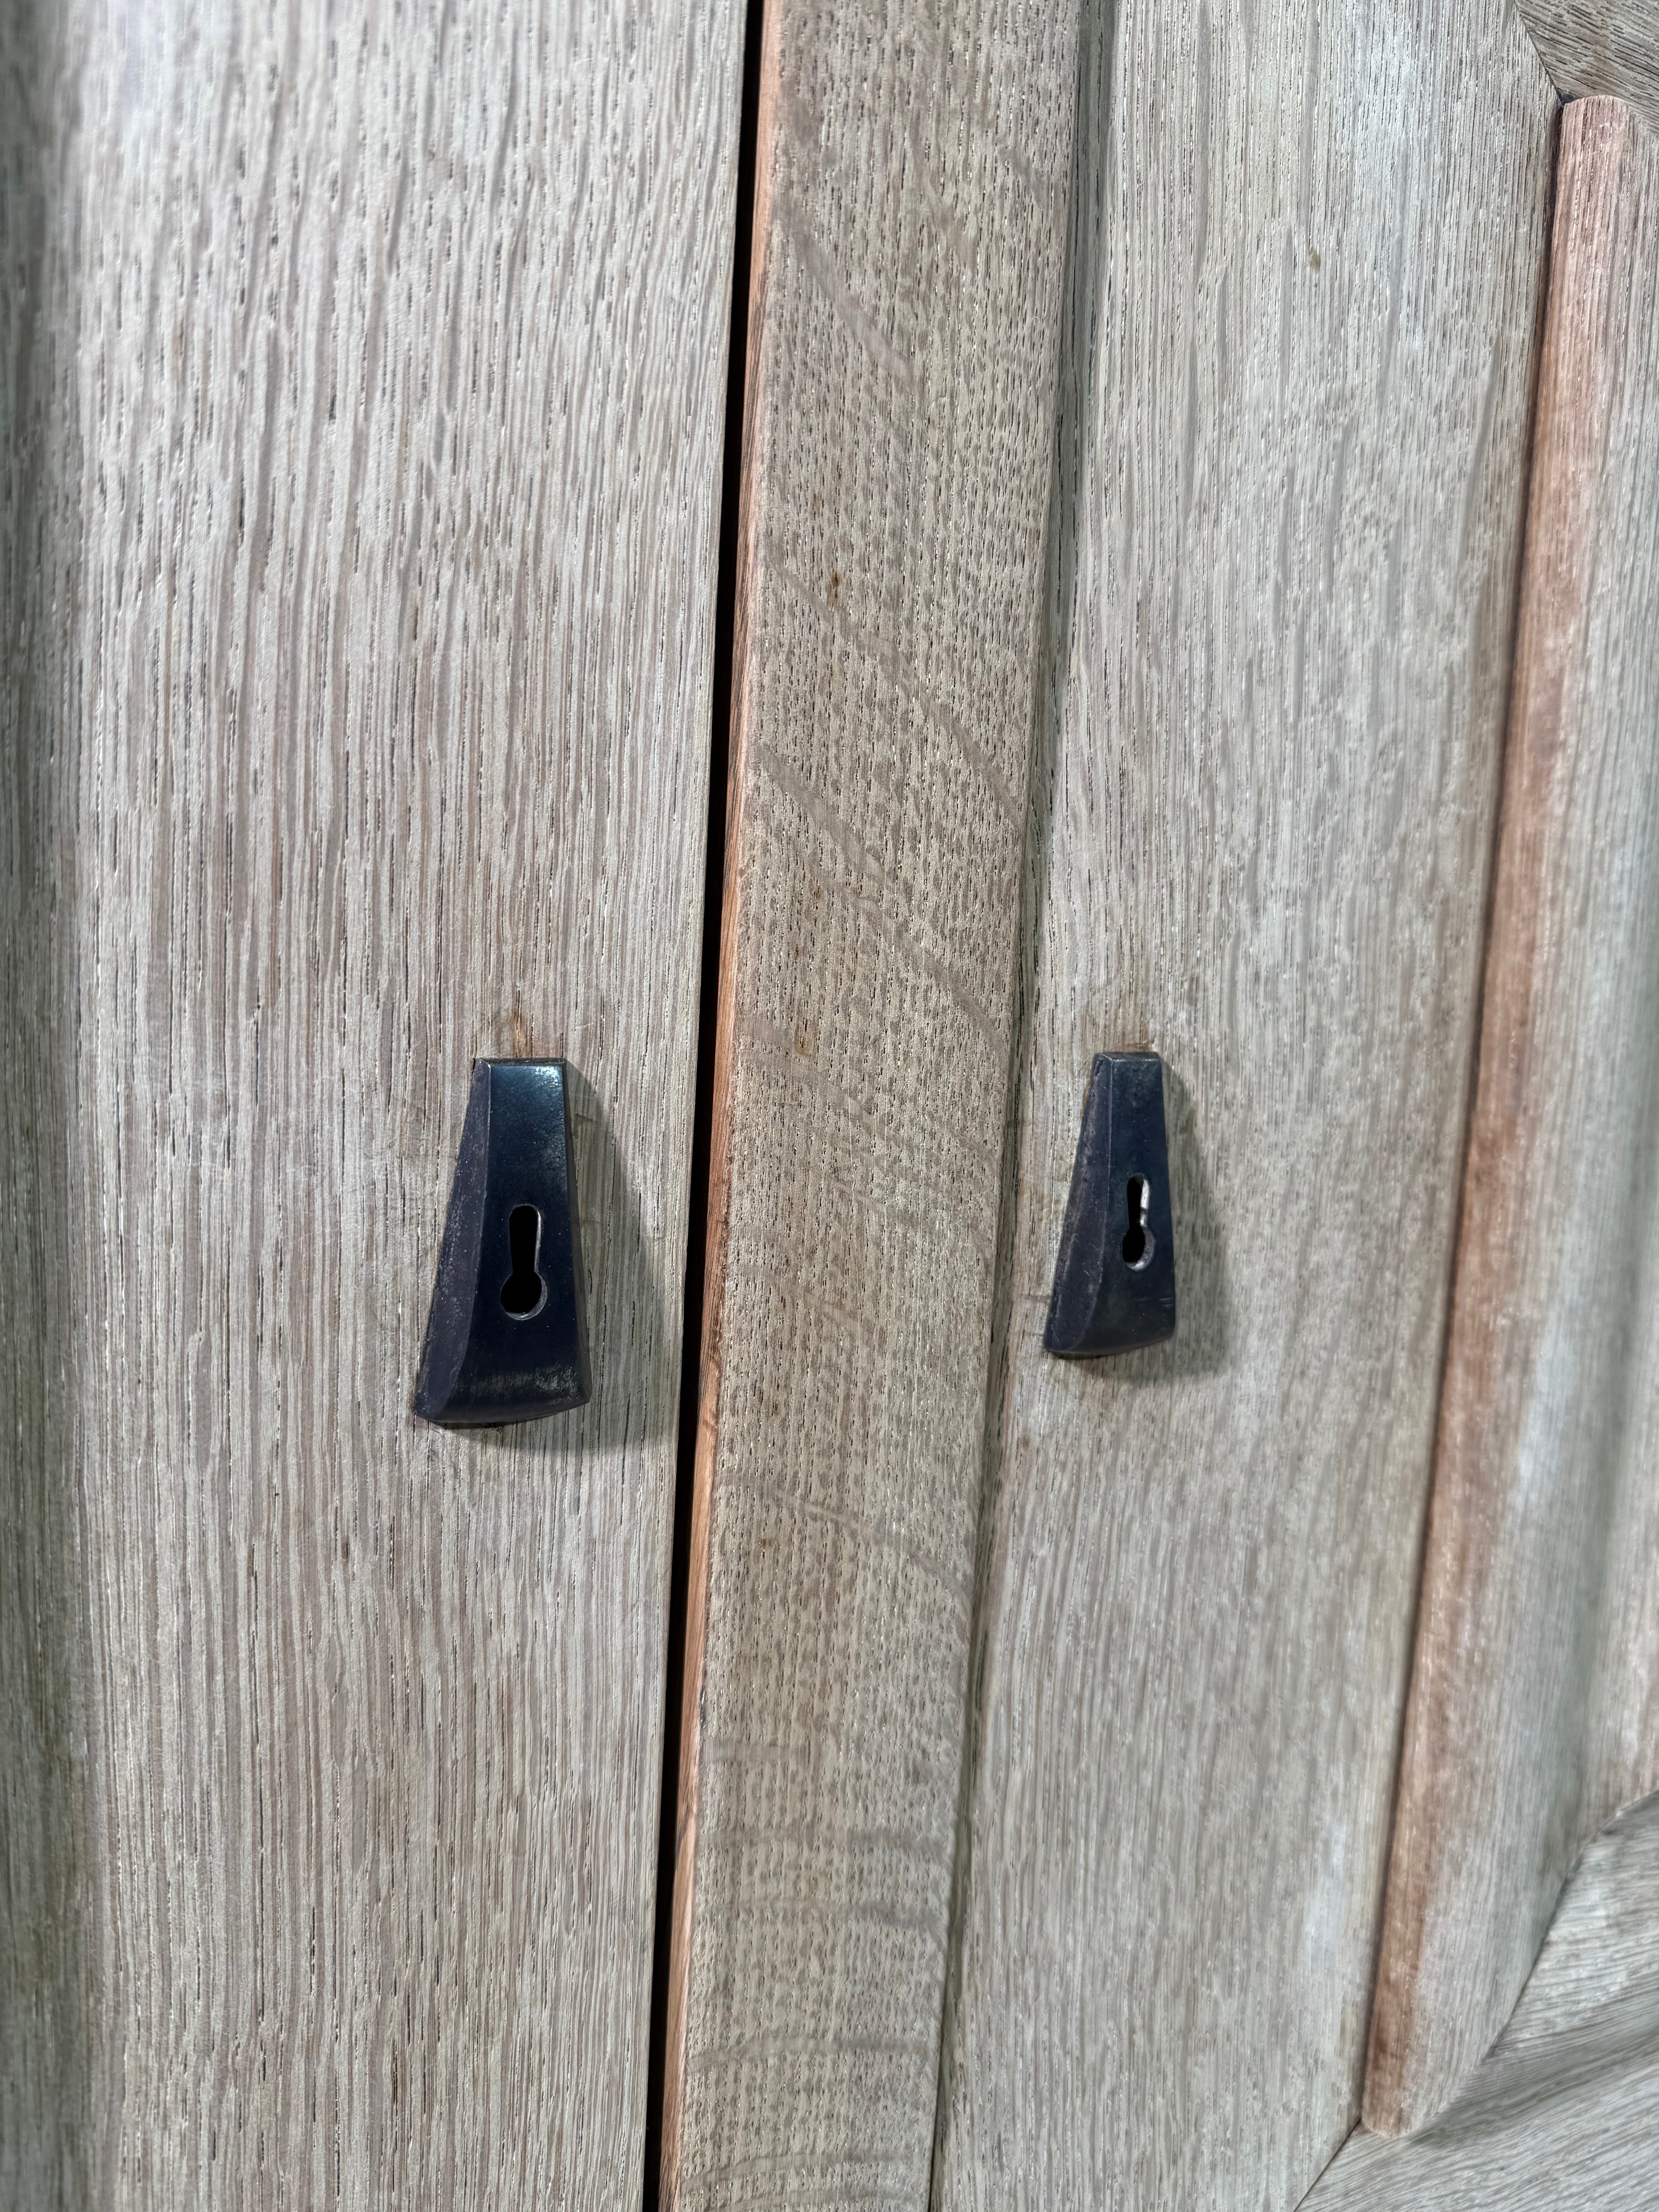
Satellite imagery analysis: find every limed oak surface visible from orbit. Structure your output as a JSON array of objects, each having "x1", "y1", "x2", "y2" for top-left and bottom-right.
[
  {"x1": 929, "y1": 0, "x2": 1558, "y2": 2207},
  {"x1": 662, "y1": 2, "x2": 1082, "y2": 2206},
  {"x1": 1366, "y1": 93, "x2": 1659, "y2": 2139},
  {"x1": 1310, "y1": 1793, "x2": 1659, "y2": 2210},
  {"x1": 0, "y1": 3, "x2": 738, "y2": 2203},
  {"x1": 1515, "y1": 1, "x2": 1659, "y2": 130}
]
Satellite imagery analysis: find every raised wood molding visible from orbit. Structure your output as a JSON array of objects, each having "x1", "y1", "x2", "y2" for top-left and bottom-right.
[
  {"x1": 0, "y1": 4, "x2": 740, "y2": 2200},
  {"x1": 660, "y1": 2, "x2": 1082, "y2": 2203},
  {"x1": 927, "y1": 0, "x2": 1558, "y2": 2205},
  {"x1": 1310, "y1": 1794, "x2": 1659, "y2": 2209},
  {"x1": 1365, "y1": 93, "x2": 1659, "y2": 2140}
]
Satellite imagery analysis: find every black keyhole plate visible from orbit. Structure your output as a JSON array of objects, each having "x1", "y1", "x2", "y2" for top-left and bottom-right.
[
  {"x1": 412, "y1": 1059, "x2": 591, "y2": 1426},
  {"x1": 1044, "y1": 1051, "x2": 1177, "y2": 1358}
]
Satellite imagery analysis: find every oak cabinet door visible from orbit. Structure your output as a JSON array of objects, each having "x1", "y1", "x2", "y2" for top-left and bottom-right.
[
  {"x1": 0, "y1": 5, "x2": 740, "y2": 2204},
  {"x1": 664, "y1": 11, "x2": 1659, "y2": 2212}
]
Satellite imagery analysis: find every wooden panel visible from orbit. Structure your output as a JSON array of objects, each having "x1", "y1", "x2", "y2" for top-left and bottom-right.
[
  {"x1": 929, "y1": 2, "x2": 1557, "y2": 2207},
  {"x1": 1365, "y1": 94, "x2": 1659, "y2": 2139},
  {"x1": 1515, "y1": 2, "x2": 1659, "y2": 129},
  {"x1": 661, "y1": 2, "x2": 1082, "y2": 2204},
  {"x1": 1309, "y1": 1793, "x2": 1659, "y2": 2210},
  {"x1": 0, "y1": 3, "x2": 738, "y2": 2202}
]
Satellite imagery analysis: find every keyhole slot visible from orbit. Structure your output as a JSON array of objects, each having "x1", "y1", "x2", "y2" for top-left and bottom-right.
[
  {"x1": 500, "y1": 1204, "x2": 547, "y2": 1318},
  {"x1": 1121, "y1": 1176, "x2": 1155, "y2": 1270}
]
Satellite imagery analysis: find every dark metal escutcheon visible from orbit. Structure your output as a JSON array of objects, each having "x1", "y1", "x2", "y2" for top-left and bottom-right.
[
  {"x1": 1044, "y1": 1051, "x2": 1176, "y2": 1358},
  {"x1": 412, "y1": 1058, "x2": 591, "y2": 1426}
]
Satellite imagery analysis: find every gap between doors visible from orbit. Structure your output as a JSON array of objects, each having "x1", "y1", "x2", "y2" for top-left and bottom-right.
[{"x1": 642, "y1": 9, "x2": 767, "y2": 2207}]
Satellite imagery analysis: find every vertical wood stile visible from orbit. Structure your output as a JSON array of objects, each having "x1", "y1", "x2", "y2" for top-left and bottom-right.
[
  {"x1": 1367, "y1": 93, "x2": 1659, "y2": 2138},
  {"x1": 662, "y1": 3, "x2": 1082, "y2": 2205}
]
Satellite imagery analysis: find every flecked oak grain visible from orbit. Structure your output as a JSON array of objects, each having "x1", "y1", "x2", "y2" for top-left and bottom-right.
[
  {"x1": 1515, "y1": 1, "x2": 1659, "y2": 131},
  {"x1": 661, "y1": 3, "x2": 1082, "y2": 2206},
  {"x1": 0, "y1": 4, "x2": 739, "y2": 2203},
  {"x1": 929, "y1": 0, "x2": 1558, "y2": 2207}
]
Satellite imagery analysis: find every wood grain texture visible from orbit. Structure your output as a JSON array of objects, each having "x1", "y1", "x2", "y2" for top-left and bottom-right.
[
  {"x1": 0, "y1": 3, "x2": 739, "y2": 2203},
  {"x1": 1308, "y1": 1793, "x2": 1659, "y2": 2209},
  {"x1": 661, "y1": 3, "x2": 1081, "y2": 2205},
  {"x1": 1365, "y1": 93, "x2": 1659, "y2": 2140},
  {"x1": 1514, "y1": 1, "x2": 1659, "y2": 131},
  {"x1": 929, "y1": 2, "x2": 1558, "y2": 2208}
]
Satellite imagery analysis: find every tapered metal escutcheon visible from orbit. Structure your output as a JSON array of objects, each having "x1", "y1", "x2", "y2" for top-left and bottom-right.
[
  {"x1": 1045, "y1": 1051, "x2": 1177, "y2": 1358},
  {"x1": 412, "y1": 1059, "x2": 591, "y2": 1426}
]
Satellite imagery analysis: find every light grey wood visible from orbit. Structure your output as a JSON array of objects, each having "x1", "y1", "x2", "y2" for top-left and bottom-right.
[
  {"x1": 661, "y1": 2, "x2": 1082, "y2": 2205},
  {"x1": 1515, "y1": 1, "x2": 1659, "y2": 131},
  {"x1": 0, "y1": 3, "x2": 739, "y2": 2203},
  {"x1": 1307, "y1": 1794, "x2": 1659, "y2": 2210},
  {"x1": 929, "y1": 0, "x2": 1558, "y2": 2206},
  {"x1": 1365, "y1": 93, "x2": 1659, "y2": 2140}
]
